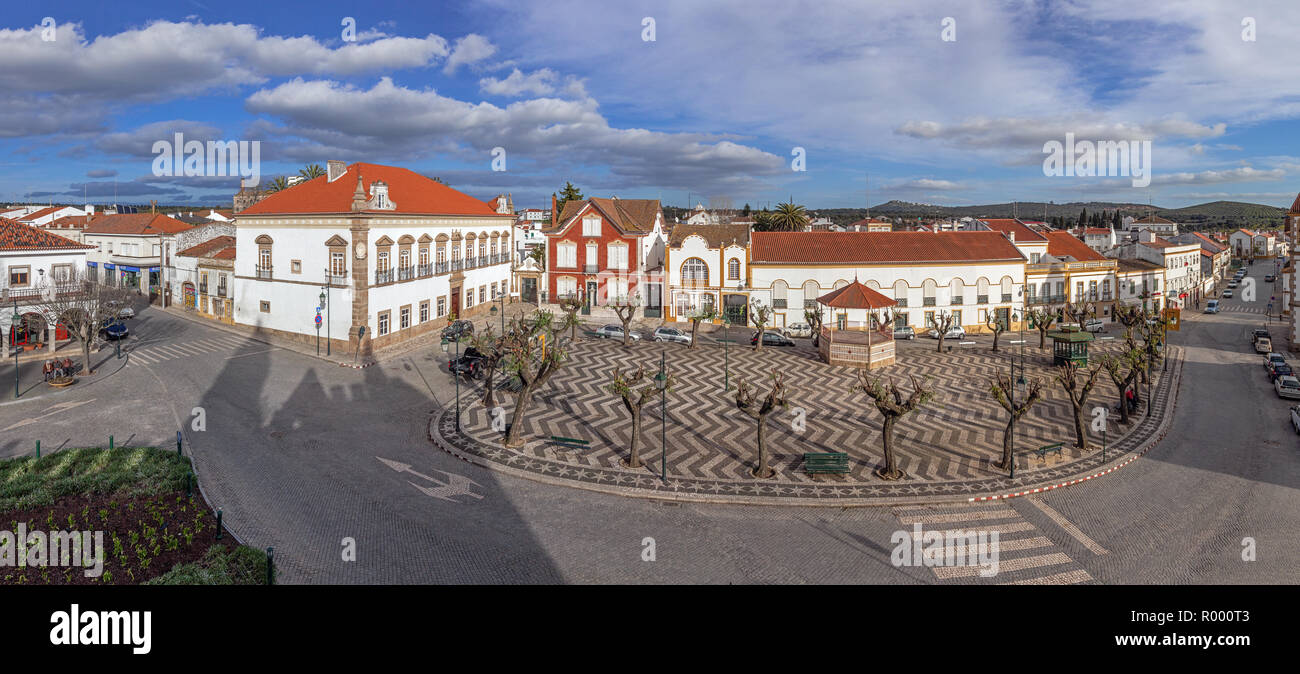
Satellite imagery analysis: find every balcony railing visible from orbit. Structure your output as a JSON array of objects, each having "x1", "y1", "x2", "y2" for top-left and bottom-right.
[
  {"x1": 1001, "y1": 294, "x2": 1012, "y2": 303},
  {"x1": 584, "y1": 264, "x2": 599, "y2": 274},
  {"x1": 895, "y1": 298, "x2": 907, "y2": 307},
  {"x1": 326, "y1": 273, "x2": 348, "y2": 286},
  {"x1": 418, "y1": 263, "x2": 434, "y2": 277},
  {"x1": 375, "y1": 269, "x2": 394, "y2": 285},
  {"x1": 465, "y1": 256, "x2": 478, "y2": 268},
  {"x1": 255, "y1": 265, "x2": 272, "y2": 280},
  {"x1": 451, "y1": 260, "x2": 464, "y2": 271},
  {"x1": 923, "y1": 297, "x2": 936, "y2": 306},
  {"x1": 397, "y1": 266, "x2": 414, "y2": 282},
  {"x1": 951, "y1": 297, "x2": 963, "y2": 305},
  {"x1": 773, "y1": 299, "x2": 787, "y2": 309},
  {"x1": 977, "y1": 295, "x2": 989, "y2": 304},
  {"x1": 199, "y1": 284, "x2": 208, "y2": 295},
  {"x1": 436, "y1": 262, "x2": 448, "y2": 274},
  {"x1": 216, "y1": 286, "x2": 227, "y2": 298}
]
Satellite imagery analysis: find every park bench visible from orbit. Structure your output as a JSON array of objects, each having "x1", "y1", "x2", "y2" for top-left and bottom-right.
[
  {"x1": 803, "y1": 452, "x2": 849, "y2": 474},
  {"x1": 548, "y1": 436, "x2": 591, "y2": 450},
  {"x1": 1032, "y1": 442, "x2": 1064, "y2": 460}
]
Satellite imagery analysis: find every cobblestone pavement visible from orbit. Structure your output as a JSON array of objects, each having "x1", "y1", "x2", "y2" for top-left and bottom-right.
[{"x1": 431, "y1": 331, "x2": 1181, "y2": 505}]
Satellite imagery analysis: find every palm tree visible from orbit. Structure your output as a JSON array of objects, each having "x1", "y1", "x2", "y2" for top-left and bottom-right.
[
  {"x1": 266, "y1": 176, "x2": 290, "y2": 193},
  {"x1": 768, "y1": 202, "x2": 809, "y2": 232},
  {"x1": 300, "y1": 164, "x2": 326, "y2": 180}
]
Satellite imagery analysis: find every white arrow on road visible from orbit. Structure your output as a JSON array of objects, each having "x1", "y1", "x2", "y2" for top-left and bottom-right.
[
  {"x1": 3, "y1": 399, "x2": 96, "y2": 431},
  {"x1": 376, "y1": 456, "x2": 483, "y2": 503}
]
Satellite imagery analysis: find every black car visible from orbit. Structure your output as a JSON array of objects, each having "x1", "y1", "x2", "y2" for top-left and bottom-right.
[
  {"x1": 441, "y1": 319, "x2": 475, "y2": 341},
  {"x1": 1270, "y1": 362, "x2": 1293, "y2": 382},
  {"x1": 99, "y1": 318, "x2": 128, "y2": 340},
  {"x1": 750, "y1": 331, "x2": 795, "y2": 347},
  {"x1": 449, "y1": 346, "x2": 485, "y2": 379}
]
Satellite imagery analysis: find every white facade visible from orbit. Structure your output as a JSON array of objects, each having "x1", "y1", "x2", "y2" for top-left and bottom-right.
[{"x1": 665, "y1": 233, "x2": 748, "y2": 320}]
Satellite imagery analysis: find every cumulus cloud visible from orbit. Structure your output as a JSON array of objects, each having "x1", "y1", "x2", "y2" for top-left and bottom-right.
[
  {"x1": 443, "y1": 34, "x2": 496, "y2": 74},
  {"x1": 86, "y1": 169, "x2": 118, "y2": 178},
  {"x1": 1152, "y1": 166, "x2": 1287, "y2": 185}
]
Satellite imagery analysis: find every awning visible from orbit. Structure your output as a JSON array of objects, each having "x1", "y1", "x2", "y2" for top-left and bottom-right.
[
  {"x1": 119, "y1": 266, "x2": 140, "y2": 272},
  {"x1": 103, "y1": 264, "x2": 115, "y2": 270},
  {"x1": 87, "y1": 262, "x2": 97, "y2": 267}
]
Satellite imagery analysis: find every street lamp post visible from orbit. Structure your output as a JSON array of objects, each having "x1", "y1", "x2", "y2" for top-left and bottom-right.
[
  {"x1": 655, "y1": 349, "x2": 668, "y2": 484},
  {"x1": 317, "y1": 290, "x2": 326, "y2": 356},
  {"x1": 490, "y1": 290, "x2": 505, "y2": 333},
  {"x1": 11, "y1": 300, "x2": 19, "y2": 399},
  {"x1": 441, "y1": 337, "x2": 461, "y2": 431},
  {"x1": 322, "y1": 271, "x2": 332, "y2": 357}
]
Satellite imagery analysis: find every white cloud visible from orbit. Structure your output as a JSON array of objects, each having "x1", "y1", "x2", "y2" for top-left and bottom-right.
[
  {"x1": 443, "y1": 34, "x2": 496, "y2": 74},
  {"x1": 480, "y1": 68, "x2": 558, "y2": 97}
]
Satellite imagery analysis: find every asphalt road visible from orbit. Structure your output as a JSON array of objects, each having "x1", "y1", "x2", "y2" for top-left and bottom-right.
[{"x1": 1, "y1": 287, "x2": 1296, "y2": 584}]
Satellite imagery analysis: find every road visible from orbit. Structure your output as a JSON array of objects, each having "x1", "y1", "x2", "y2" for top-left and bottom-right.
[{"x1": 1, "y1": 284, "x2": 1296, "y2": 584}]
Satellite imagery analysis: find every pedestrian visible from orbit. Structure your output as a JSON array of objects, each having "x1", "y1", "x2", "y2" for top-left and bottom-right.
[
  {"x1": 62, "y1": 357, "x2": 73, "y2": 375},
  {"x1": 1125, "y1": 387, "x2": 1136, "y2": 413},
  {"x1": 42, "y1": 361, "x2": 52, "y2": 381}
]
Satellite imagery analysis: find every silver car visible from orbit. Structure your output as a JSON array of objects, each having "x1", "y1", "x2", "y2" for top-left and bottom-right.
[
  {"x1": 651, "y1": 327, "x2": 690, "y2": 344},
  {"x1": 595, "y1": 324, "x2": 641, "y2": 341},
  {"x1": 1276, "y1": 376, "x2": 1300, "y2": 400},
  {"x1": 783, "y1": 322, "x2": 813, "y2": 338}
]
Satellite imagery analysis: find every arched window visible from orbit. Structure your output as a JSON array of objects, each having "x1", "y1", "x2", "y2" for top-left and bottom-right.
[
  {"x1": 949, "y1": 278, "x2": 964, "y2": 305},
  {"x1": 771, "y1": 280, "x2": 788, "y2": 309},
  {"x1": 922, "y1": 279, "x2": 937, "y2": 306},
  {"x1": 893, "y1": 279, "x2": 908, "y2": 307},
  {"x1": 803, "y1": 280, "x2": 820, "y2": 309},
  {"x1": 1000, "y1": 276, "x2": 1014, "y2": 303},
  {"x1": 977, "y1": 277, "x2": 991, "y2": 304},
  {"x1": 728, "y1": 258, "x2": 741, "y2": 280},
  {"x1": 682, "y1": 258, "x2": 708, "y2": 285},
  {"x1": 834, "y1": 279, "x2": 848, "y2": 290}
]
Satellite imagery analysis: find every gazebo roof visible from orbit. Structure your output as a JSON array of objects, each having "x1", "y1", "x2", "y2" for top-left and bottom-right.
[
  {"x1": 816, "y1": 280, "x2": 897, "y2": 309},
  {"x1": 1047, "y1": 326, "x2": 1095, "y2": 343}
]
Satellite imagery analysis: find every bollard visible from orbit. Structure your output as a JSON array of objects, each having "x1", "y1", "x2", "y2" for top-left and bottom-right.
[
  {"x1": 177, "y1": 431, "x2": 182, "y2": 458},
  {"x1": 215, "y1": 508, "x2": 223, "y2": 540},
  {"x1": 35, "y1": 440, "x2": 40, "y2": 459},
  {"x1": 109, "y1": 435, "x2": 114, "y2": 450},
  {"x1": 186, "y1": 472, "x2": 193, "y2": 497},
  {"x1": 266, "y1": 547, "x2": 275, "y2": 586}
]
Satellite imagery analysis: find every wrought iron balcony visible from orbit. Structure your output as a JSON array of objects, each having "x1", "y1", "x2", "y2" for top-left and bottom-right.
[
  {"x1": 773, "y1": 299, "x2": 787, "y2": 309},
  {"x1": 951, "y1": 297, "x2": 963, "y2": 305},
  {"x1": 255, "y1": 265, "x2": 272, "y2": 280},
  {"x1": 436, "y1": 262, "x2": 448, "y2": 274},
  {"x1": 584, "y1": 264, "x2": 599, "y2": 274},
  {"x1": 326, "y1": 273, "x2": 348, "y2": 286},
  {"x1": 977, "y1": 295, "x2": 989, "y2": 304},
  {"x1": 923, "y1": 297, "x2": 936, "y2": 306},
  {"x1": 397, "y1": 266, "x2": 414, "y2": 282},
  {"x1": 1001, "y1": 293, "x2": 1012, "y2": 303},
  {"x1": 375, "y1": 269, "x2": 395, "y2": 285},
  {"x1": 418, "y1": 263, "x2": 434, "y2": 277}
]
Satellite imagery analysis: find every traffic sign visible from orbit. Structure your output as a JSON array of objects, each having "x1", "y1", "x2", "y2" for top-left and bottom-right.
[{"x1": 315, "y1": 314, "x2": 322, "y2": 327}]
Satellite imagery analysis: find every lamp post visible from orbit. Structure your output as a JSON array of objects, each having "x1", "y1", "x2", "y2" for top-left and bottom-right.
[
  {"x1": 322, "y1": 271, "x2": 332, "y2": 357},
  {"x1": 441, "y1": 337, "x2": 461, "y2": 431},
  {"x1": 11, "y1": 300, "x2": 19, "y2": 399},
  {"x1": 722, "y1": 310, "x2": 730, "y2": 392},
  {"x1": 655, "y1": 349, "x2": 668, "y2": 484},
  {"x1": 490, "y1": 290, "x2": 505, "y2": 333},
  {"x1": 317, "y1": 290, "x2": 325, "y2": 356},
  {"x1": 1009, "y1": 310, "x2": 1027, "y2": 480}
]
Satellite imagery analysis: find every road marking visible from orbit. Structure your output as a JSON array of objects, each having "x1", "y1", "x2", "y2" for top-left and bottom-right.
[
  {"x1": 376, "y1": 456, "x2": 483, "y2": 503},
  {"x1": 932, "y1": 552, "x2": 1072, "y2": 579},
  {"x1": 1002, "y1": 569, "x2": 1093, "y2": 585},
  {"x1": 898, "y1": 509, "x2": 1018, "y2": 525},
  {"x1": 1026, "y1": 496, "x2": 1109, "y2": 555},
  {"x1": 2, "y1": 399, "x2": 96, "y2": 431}
]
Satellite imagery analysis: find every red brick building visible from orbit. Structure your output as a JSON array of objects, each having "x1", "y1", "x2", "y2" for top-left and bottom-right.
[{"x1": 543, "y1": 196, "x2": 666, "y2": 311}]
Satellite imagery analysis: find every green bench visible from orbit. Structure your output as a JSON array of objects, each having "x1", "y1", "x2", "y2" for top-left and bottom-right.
[
  {"x1": 1032, "y1": 442, "x2": 1064, "y2": 460},
  {"x1": 804, "y1": 452, "x2": 849, "y2": 474},
  {"x1": 549, "y1": 436, "x2": 591, "y2": 450}
]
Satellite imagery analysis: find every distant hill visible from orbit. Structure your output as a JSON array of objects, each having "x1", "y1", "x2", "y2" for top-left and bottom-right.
[{"x1": 811, "y1": 200, "x2": 1287, "y2": 231}]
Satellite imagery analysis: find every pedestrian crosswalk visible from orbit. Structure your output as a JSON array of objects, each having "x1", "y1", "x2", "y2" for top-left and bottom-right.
[
  {"x1": 123, "y1": 334, "x2": 265, "y2": 366},
  {"x1": 892, "y1": 501, "x2": 1097, "y2": 585},
  {"x1": 1222, "y1": 304, "x2": 1270, "y2": 315}
]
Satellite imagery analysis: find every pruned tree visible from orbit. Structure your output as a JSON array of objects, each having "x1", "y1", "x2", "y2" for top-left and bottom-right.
[
  {"x1": 1054, "y1": 360, "x2": 1103, "y2": 450},
  {"x1": 804, "y1": 306, "x2": 824, "y2": 347},
  {"x1": 500, "y1": 309, "x2": 569, "y2": 447},
  {"x1": 609, "y1": 291, "x2": 641, "y2": 346},
  {"x1": 985, "y1": 311, "x2": 1008, "y2": 353},
  {"x1": 557, "y1": 296, "x2": 582, "y2": 341},
  {"x1": 987, "y1": 372, "x2": 1044, "y2": 474},
  {"x1": 1063, "y1": 301, "x2": 1096, "y2": 328},
  {"x1": 930, "y1": 310, "x2": 957, "y2": 353},
  {"x1": 469, "y1": 326, "x2": 505, "y2": 408},
  {"x1": 608, "y1": 366, "x2": 675, "y2": 469},
  {"x1": 686, "y1": 307, "x2": 715, "y2": 349},
  {"x1": 749, "y1": 299, "x2": 773, "y2": 351},
  {"x1": 1027, "y1": 308, "x2": 1058, "y2": 349},
  {"x1": 733, "y1": 370, "x2": 790, "y2": 478},
  {"x1": 1098, "y1": 348, "x2": 1144, "y2": 426},
  {"x1": 852, "y1": 372, "x2": 934, "y2": 480},
  {"x1": 30, "y1": 272, "x2": 131, "y2": 375}
]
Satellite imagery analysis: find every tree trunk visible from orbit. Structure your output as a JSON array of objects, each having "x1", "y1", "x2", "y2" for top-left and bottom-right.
[
  {"x1": 996, "y1": 415, "x2": 1016, "y2": 472},
  {"x1": 1038, "y1": 329, "x2": 1047, "y2": 349},
  {"x1": 754, "y1": 329, "x2": 764, "y2": 351},
  {"x1": 504, "y1": 386, "x2": 534, "y2": 447},
  {"x1": 689, "y1": 320, "x2": 700, "y2": 349},
  {"x1": 877, "y1": 415, "x2": 904, "y2": 480},
  {"x1": 80, "y1": 335, "x2": 93, "y2": 375},
  {"x1": 936, "y1": 335, "x2": 945, "y2": 353},
  {"x1": 753, "y1": 415, "x2": 772, "y2": 478},
  {"x1": 1071, "y1": 401, "x2": 1089, "y2": 450},
  {"x1": 991, "y1": 330, "x2": 1000, "y2": 352},
  {"x1": 627, "y1": 408, "x2": 644, "y2": 468},
  {"x1": 481, "y1": 366, "x2": 497, "y2": 408},
  {"x1": 1115, "y1": 380, "x2": 1130, "y2": 424}
]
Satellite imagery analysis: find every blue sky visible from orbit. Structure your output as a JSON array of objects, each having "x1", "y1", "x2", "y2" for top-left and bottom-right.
[{"x1": 3, "y1": 0, "x2": 1299, "y2": 210}]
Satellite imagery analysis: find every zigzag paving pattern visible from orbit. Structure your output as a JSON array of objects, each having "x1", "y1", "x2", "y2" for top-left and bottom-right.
[{"x1": 431, "y1": 335, "x2": 1182, "y2": 504}]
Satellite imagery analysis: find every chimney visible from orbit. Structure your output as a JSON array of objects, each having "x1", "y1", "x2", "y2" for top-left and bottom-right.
[
  {"x1": 150, "y1": 199, "x2": 157, "y2": 214},
  {"x1": 327, "y1": 160, "x2": 347, "y2": 183},
  {"x1": 351, "y1": 172, "x2": 368, "y2": 212},
  {"x1": 551, "y1": 193, "x2": 557, "y2": 226}
]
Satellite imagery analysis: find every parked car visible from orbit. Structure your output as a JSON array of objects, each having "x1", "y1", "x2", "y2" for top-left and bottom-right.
[
  {"x1": 1253, "y1": 328, "x2": 1271, "y2": 343},
  {"x1": 893, "y1": 325, "x2": 916, "y2": 340},
  {"x1": 441, "y1": 319, "x2": 475, "y2": 341},
  {"x1": 1290, "y1": 405, "x2": 1300, "y2": 434},
  {"x1": 1205, "y1": 300, "x2": 1220, "y2": 313},
  {"x1": 1264, "y1": 353, "x2": 1286, "y2": 370},
  {"x1": 928, "y1": 325, "x2": 966, "y2": 340},
  {"x1": 1227, "y1": 281, "x2": 1239, "y2": 289},
  {"x1": 595, "y1": 324, "x2": 641, "y2": 341},
  {"x1": 783, "y1": 323, "x2": 813, "y2": 338},
  {"x1": 449, "y1": 346, "x2": 485, "y2": 379},
  {"x1": 1256, "y1": 337, "x2": 1273, "y2": 353},
  {"x1": 751, "y1": 330, "x2": 796, "y2": 347},
  {"x1": 107, "y1": 300, "x2": 135, "y2": 319},
  {"x1": 1222, "y1": 289, "x2": 1234, "y2": 298},
  {"x1": 1082, "y1": 318, "x2": 1105, "y2": 333},
  {"x1": 651, "y1": 327, "x2": 691, "y2": 344},
  {"x1": 99, "y1": 319, "x2": 128, "y2": 340},
  {"x1": 1265, "y1": 274, "x2": 1276, "y2": 282},
  {"x1": 1275, "y1": 376, "x2": 1300, "y2": 399},
  {"x1": 1269, "y1": 362, "x2": 1294, "y2": 382}
]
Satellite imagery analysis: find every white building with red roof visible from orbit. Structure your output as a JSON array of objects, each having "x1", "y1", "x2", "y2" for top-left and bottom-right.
[
  {"x1": 234, "y1": 161, "x2": 515, "y2": 357},
  {"x1": 82, "y1": 212, "x2": 194, "y2": 296},
  {"x1": 1, "y1": 217, "x2": 94, "y2": 353},
  {"x1": 1228, "y1": 227, "x2": 1276, "y2": 260},
  {"x1": 746, "y1": 230, "x2": 1028, "y2": 336}
]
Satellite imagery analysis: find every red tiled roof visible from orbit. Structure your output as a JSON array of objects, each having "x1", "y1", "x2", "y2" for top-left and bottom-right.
[
  {"x1": 83, "y1": 213, "x2": 193, "y2": 236},
  {"x1": 0, "y1": 217, "x2": 93, "y2": 251},
  {"x1": 750, "y1": 231, "x2": 1025, "y2": 264},
  {"x1": 1290, "y1": 192, "x2": 1300, "y2": 214},
  {"x1": 212, "y1": 248, "x2": 236, "y2": 260},
  {"x1": 545, "y1": 197, "x2": 661, "y2": 235},
  {"x1": 177, "y1": 235, "x2": 236, "y2": 258},
  {"x1": 817, "y1": 280, "x2": 897, "y2": 309},
  {"x1": 978, "y1": 218, "x2": 1047, "y2": 242},
  {"x1": 1045, "y1": 231, "x2": 1106, "y2": 261},
  {"x1": 47, "y1": 215, "x2": 91, "y2": 229},
  {"x1": 240, "y1": 162, "x2": 502, "y2": 217},
  {"x1": 1083, "y1": 228, "x2": 1112, "y2": 235},
  {"x1": 17, "y1": 206, "x2": 63, "y2": 221}
]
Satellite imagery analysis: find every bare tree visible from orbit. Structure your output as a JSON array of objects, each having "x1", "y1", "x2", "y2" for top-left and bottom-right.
[
  {"x1": 1098, "y1": 348, "x2": 1144, "y2": 426},
  {"x1": 1027, "y1": 308, "x2": 1058, "y2": 349},
  {"x1": 30, "y1": 272, "x2": 130, "y2": 375},
  {"x1": 500, "y1": 310, "x2": 569, "y2": 447},
  {"x1": 987, "y1": 372, "x2": 1044, "y2": 474},
  {"x1": 557, "y1": 296, "x2": 582, "y2": 341},
  {"x1": 469, "y1": 326, "x2": 505, "y2": 409},
  {"x1": 1063, "y1": 302, "x2": 1096, "y2": 328},
  {"x1": 608, "y1": 366, "x2": 675, "y2": 469},
  {"x1": 686, "y1": 307, "x2": 715, "y2": 349},
  {"x1": 609, "y1": 292, "x2": 641, "y2": 347},
  {"x1": 930, "y1": 310, "x2": 957, "y2": 353},
  {"x1": 851, "y1": 373, "x2": 934, "y2": 480},
  {"x1": 985, "y1": 311, "x2": 1008, "y2": 353},
  {"x1": 1054, "y1": 360, "x2": 1103, "y2": 450},
  {"x1": 749, "y1": 299, "x2": 773, "y2": 351},
  {"x1": 733, "y1": 370, "x2": 790, "y2": 478},
  {"x1": 804, "y1": 306, "x2": 824, "y2": 347}
]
